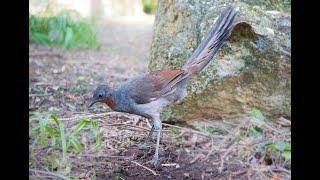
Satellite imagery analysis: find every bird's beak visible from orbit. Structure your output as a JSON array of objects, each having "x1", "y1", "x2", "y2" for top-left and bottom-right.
[{"x1": 87, "y1": 99, "x2": 96, "y2": 108}]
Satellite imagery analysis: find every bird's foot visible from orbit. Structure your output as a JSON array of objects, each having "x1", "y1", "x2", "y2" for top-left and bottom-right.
[{"x1": 149, "y1": 155, "x2": 159, "y2": 167}]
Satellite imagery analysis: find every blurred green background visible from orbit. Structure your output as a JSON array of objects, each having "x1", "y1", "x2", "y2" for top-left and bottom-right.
[{"x1": 29, "y1": 0, "x2": 157, "y2": 49}]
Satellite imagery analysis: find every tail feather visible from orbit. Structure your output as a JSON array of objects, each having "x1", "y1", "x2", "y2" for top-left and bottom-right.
[{"x1": 182, "y1": 5, "x2": 240, "y2": 81}]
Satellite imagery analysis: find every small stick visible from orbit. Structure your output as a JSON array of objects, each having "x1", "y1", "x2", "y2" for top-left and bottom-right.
[
  {"x1": 247, "y1": 137, "x2": 272, "y2": 147},
  {"x1": 161, "y1": 163, "x2": 177, "y2": 167},
  {"x1": 69, "y1": 154, "x2": 134, "y2": 160},
  {"x1": 29, "y1": 169, "x2": 70, "y2": 180},
  {"x1": 30, "y1": 156, "x2": 48, "y2": 172},
  {"x1": 218, "y1": 142, "x2": 238, "y2": 173},
  {"x1": 162, "y1": 123, "x2": 224, "y2": 139},
  {"x1": 100, "y1": 123, "x2": 151, "y2": 131},
  {"x1": 249, "y1": 118, "x2": 281, "y2": 134},
  {"x1": 29, "y1": 94, "x2": 52, "y2": 97},
  {"x1": 29, "y1": 112, "x2": 120, "y2": 121},
  {"x1": 271, "y1": 166, "x2": 291, "y2": 174},
  {"x1": 172, "y1": 130, "x2": 186, "y2": 139},
  {"x1": 130, "y1": 161, "x2": 159, "y2": 176}
]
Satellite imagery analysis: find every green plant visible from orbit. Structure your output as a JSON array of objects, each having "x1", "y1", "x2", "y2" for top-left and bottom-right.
[
  {"x1": 29, "y1": 112, "x2": 101, "y2": 158},
  {"x1": 250, "y1": 108, "x2": 271, "y2": 124},
  {"x1": 206, "y1": 127, "x2": 215, "y2": 134},
  {"x1": 267, "y1": 138, "x2": 291, "y2": 161},
  {"x1": 142, "y1": 0, "x2": 157, "y2": 14},
  {"x1": 246, "y1": 108, "x2": 291, "y2": 162},
  {"x1": 91, "y1": 169, "x2": 97, "y2": 180},
  {"x1": 29, "y1": 11, "x2": 98, "y2": 49},
  {"x1": 169, "y1": 127, "x2": 179, "y2": 135}
]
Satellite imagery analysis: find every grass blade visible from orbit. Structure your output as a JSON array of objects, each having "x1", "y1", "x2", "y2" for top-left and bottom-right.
[
  {"x1": 51, "y1": 114, "x2": 61, "y2": 126},
  {"x1": 45, "y1": 126, "x2": 56, "y2": 147},
  {"x1": 64, "y1": 27, "x2": 73, "y2": 48},
  {"x1": 29, "y1": 126, "x2": 40, "y2": 137},
  {"x1": 72, "y1": 120, "x2": 90, "y2": 136},
  {"x1": 30, "y1": 112, "x2": 47, "y2": 144},
  {"x1": 32, "y1": 112, "x2": 47, "y2": 145},
  {"x1": 59, "y1": 124, "x2": 67, "y2": 159},
  {"x1": 31, "y1": 134, "x2": 40, "y2": 153},
  {"x1": 44, "y1": 113, "x2": 52, "y2": 125},
  {"x1": 91, "y1": 120, "x2": 100, "y2": 145},
  {"x1": 69, "y1": 136, "x2": 83, "y2": 153}
]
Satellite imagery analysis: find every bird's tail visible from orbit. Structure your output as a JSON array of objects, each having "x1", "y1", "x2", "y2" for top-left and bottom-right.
[{"x1": 182, "y1": 5, "x2": 240, "y2": 81}]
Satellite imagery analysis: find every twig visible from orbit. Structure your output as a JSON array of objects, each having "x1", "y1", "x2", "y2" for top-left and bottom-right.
[
  {"x1": 190, "y1": 153, "x2": 205, "y2": 163},
  {"x1": 29, "y1": 52, "x2": 63, "y2": 58},
  {"x1": 161, "y1": 163, "x2": 177, "y2": 167},
  {"x1": 130, "y1": 161, "x2": 159, "y2": 176},
  {"x1": 172, "y1": 130, "x2": 187, "y2": 139},
  {"x1": 30, "y1": 175, "x2": 57, "y2": 179},
  {"x1": 162, "y1": 123, "x2": 224, "y2": 139},
  {"x1": 100, "y1": 123, "x2": 151, "y2": 131},
  {"x1": 30, "y1": 156, "x2": 48, "y2": 172},
  {"x1": 247, "y1": 137, "x2": 272, "y2": 147},
  {"x1": 220, "y1": 120, "x2": 248, "y2": 147},
  {"x1": 30, "y1": 112, "x2": 120, "y2": 121},
  {"x1": 278, "y1": 117, "x2": 291, "y2": 126},
  {"x1": 249, "y1": 118, "x2": 281, "y2": 134},
  {"x1": 271, "y1": 166, "x2": 291, "y2": 174},
  {"x1": 29, "y1": 169, "x2": 70, "y2": 180},
  {"x1": 204, "y1": 136, "x2": 216, "y2": 160},
  {"x1": 218, "y1": 142, "x2": 238, "y2": 173},
  {"x1": 69, "y1": 154, "x2": 134, "y2": 160},
  {"x1": 29, "y1": 94, "x2": 52, "y2": 97}
]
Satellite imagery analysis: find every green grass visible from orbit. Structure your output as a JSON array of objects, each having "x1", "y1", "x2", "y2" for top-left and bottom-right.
[
  {"x1": 243, "y1": 108, "x2": 291, "y2": 161},
  {"x1": 29, "y1": 112, "x2": 102, "y2": 177},
  {"x1": 29, "y1": 11, "x2": 98, "y2": 49},
  {"x1": 29, "y1": 112, "x2": 101, "y2": 158},
  {"x1": 142, "y1": 0, "x2": 157, "y2": 14}
]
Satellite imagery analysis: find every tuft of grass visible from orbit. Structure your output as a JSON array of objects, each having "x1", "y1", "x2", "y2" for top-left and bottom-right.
[
  {"x1": 142, "y1": 0, "x2": 157, "y2": 14},
  {"x1": 29, "y1": 112, "x2": 101, "y2": 158},
  {"x1": 29, "y1": 11, "x2": 98, "y2": 49}
]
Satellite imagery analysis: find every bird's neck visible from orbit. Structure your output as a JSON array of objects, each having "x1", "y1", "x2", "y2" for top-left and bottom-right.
[
  {"x1": 101, "y1": 88, "x2": 117, "y2": 109},
  {"x1": 102, "y1": 96, "x2": 117, "y2": 108}
]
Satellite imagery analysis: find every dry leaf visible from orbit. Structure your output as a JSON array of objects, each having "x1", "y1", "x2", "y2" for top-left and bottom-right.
[
  {"x1": 273, "y1": 172, "x2": 279, "y2": 180},
  {"x1": 66, "y1": 94, "x2": 77, "y2": 100}
]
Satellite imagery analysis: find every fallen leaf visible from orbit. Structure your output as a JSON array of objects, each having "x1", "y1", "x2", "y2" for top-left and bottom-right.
[
  {"x1": 183, "y1": 173, "x2": 189, "y2": 177},
  {"x1": 273, "y1": 172, "x2": 279, "y2": 180},
  {"x1": 66, "y1": 94, "x2": 77, "y2": 100}
]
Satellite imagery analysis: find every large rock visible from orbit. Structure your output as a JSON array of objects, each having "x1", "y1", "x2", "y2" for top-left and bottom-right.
[{"x1": 148, "y1": 0, "x2": 291, "y2": 126}]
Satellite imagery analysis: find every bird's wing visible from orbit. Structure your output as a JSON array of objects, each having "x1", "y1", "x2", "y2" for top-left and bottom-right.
[{"x1": 126, "y1": 69, "x2": 187, "y2": 104}]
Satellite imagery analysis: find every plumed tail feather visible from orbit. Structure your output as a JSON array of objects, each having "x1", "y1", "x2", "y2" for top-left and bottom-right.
[{"x1": 182, "y1": 5, "x2": 240, "y2": 81}]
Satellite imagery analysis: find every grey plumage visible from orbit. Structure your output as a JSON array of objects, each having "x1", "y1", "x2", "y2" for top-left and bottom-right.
[{"x1": 88, "y1": 5, "x2": 240, "y2": 166}]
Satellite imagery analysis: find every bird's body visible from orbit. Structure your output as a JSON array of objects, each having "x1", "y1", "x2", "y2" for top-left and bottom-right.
[
  {"x1": 88, "y1": 5, "x2": 240, "y2": 166},
  {"x1": 107, "y1": 69, "x2": 188, "y2": 118}
]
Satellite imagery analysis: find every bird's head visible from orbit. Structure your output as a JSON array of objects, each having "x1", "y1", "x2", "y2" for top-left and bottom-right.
[{"x1": 87, "y1": 85, "x2": 115, "y2": 108}]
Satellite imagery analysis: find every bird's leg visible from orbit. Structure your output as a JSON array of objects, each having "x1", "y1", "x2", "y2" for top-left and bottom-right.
[
  {"x1": 151, "y1": 116, "x2": 162, "y2": 166},
  {"x1": 138, "y1": 124, "x2": 155, "y2": 149}
]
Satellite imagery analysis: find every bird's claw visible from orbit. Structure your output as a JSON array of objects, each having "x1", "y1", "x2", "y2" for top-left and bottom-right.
[{"x1": 150, "y1": 155, "x2": 159, "y2": 166}]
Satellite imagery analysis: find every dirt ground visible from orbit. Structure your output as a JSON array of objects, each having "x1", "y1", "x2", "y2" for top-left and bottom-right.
[{"x1": 29, "y1": 15, "x2": 291, "y2": 180}]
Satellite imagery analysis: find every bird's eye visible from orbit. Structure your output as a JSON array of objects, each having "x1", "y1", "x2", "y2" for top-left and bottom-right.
[{"x1": 98, "y1": 94, "x2": 103, "y2": 98}]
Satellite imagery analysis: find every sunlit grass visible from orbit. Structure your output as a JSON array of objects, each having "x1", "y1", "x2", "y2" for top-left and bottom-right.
[{"x1": 29, "y1": 11, "x2": 98, "y2": 49}]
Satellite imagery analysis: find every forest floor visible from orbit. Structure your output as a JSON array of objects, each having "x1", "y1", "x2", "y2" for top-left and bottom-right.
[{"x1": 29, "y1": 15, "x2": 291, "y2": 180}]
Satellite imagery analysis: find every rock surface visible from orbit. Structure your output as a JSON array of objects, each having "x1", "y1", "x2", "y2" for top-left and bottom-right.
[{"x1": 148, "y1": 0, "x2": 291, "y2": 126}]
